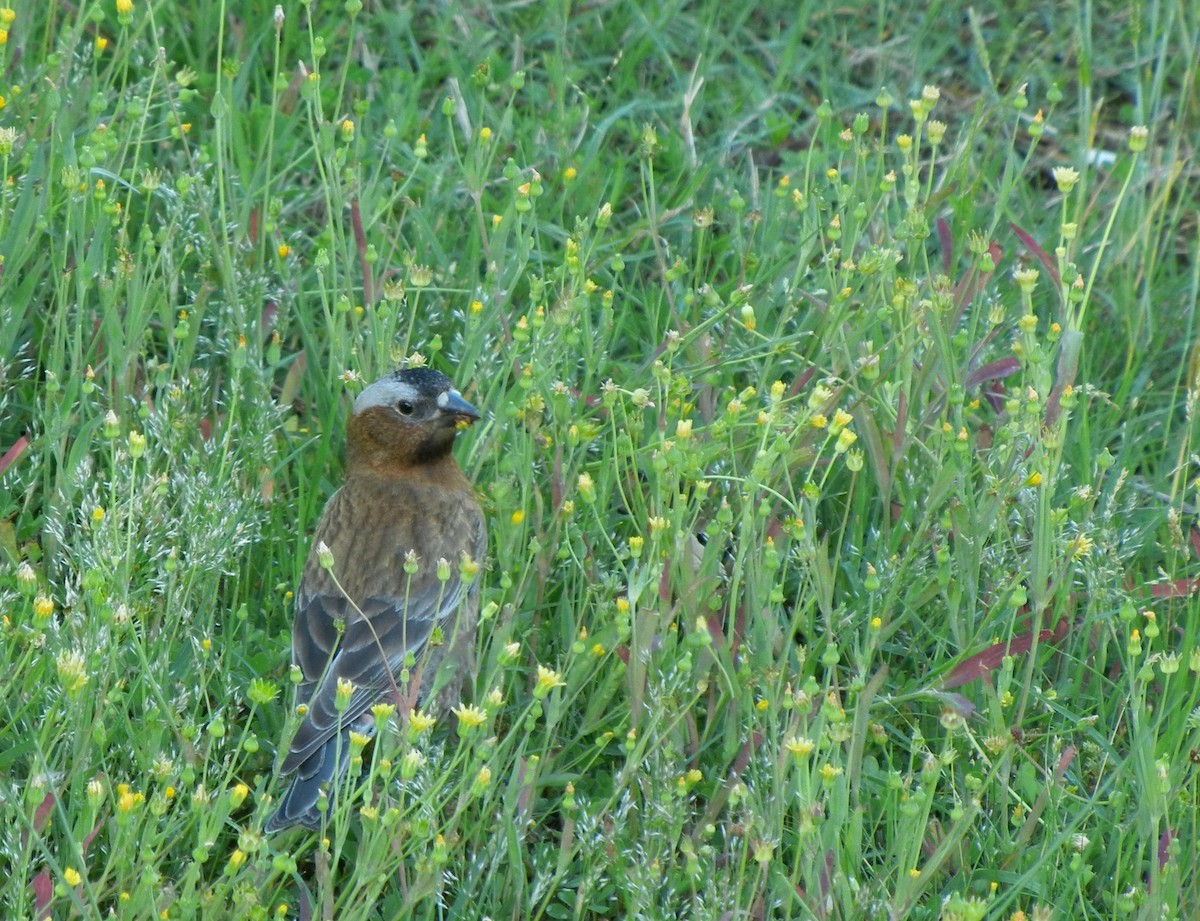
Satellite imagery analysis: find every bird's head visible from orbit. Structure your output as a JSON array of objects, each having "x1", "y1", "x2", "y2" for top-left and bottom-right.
[{"x1": 346, "y1": 368, "x2": 479, "y2": 469}]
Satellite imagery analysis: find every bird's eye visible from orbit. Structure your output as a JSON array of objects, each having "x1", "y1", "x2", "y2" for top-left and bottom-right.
[{"x1": 397, "y1": 400, "x2": 415, "y2": 416}]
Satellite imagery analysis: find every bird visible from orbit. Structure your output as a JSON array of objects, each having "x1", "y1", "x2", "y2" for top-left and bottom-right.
[{"x1": 265, "y1": 367, "x2": 485, "y2": 833}]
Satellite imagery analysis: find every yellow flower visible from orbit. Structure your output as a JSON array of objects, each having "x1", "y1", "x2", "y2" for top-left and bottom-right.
[
  {"x1": 371, "y1": 702, "x2": 396, "y2": 721},
  {"x1": 576, "y1": 471, "x2": 595, "y2": 503},
  {"x1": 452, "y1": 703, "x2": 487, "y2": 731},
  {"x1": 1066, "y1": 535, "x2": 1094, "y2": 559},
  {"x1": 334, "y1": 677, "x2": 355, "y2": 711},
  {"x1": 534, "y1": 664, "x2": 565, "y2": 698},
  {"x1": 819, "y1": 763, "x2": 844, "y2": 781},
  {"x1": 56, "y1": 651, "x2": 89, "y2": 694},
  {"x1": 408, "y1": 709, "x2": 436, "y2": 734},
  {"x1": 117, "y1": 788, "x2": 145, "y2": 813},
  {"x1": 64, "y1": 867, "x2": 82, "y2": 887},
  {"x1": 1051, "y1": 166, "x2": 1080, "y2": 193},
  {"x1": 116, "y1": 0, "x2": 133, "y2": 13}
]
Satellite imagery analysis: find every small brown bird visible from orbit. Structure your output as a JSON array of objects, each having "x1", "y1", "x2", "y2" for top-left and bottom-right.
[{"x1": 266, "y1": 368, "x2": 485, "y2": 832}]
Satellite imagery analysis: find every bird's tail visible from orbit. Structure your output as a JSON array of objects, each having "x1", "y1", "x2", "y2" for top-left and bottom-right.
[{"x1": 264, "y1": 727, "x2": 362, "y2": 833}]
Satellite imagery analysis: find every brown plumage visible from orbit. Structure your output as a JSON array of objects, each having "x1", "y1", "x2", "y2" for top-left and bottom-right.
[{"x1": 266, "y1": 368, "x2": 484, "y2": 833}]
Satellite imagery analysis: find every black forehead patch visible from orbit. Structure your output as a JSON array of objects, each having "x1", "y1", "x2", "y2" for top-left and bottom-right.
[{"x1": 379, "y1": 367, "x2": 454, "y2": 394}]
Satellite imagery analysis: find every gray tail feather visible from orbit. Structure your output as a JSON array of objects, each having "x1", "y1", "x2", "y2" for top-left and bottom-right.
[{"x1": 264, "y1": 728, "x2": 354, "y2": 833}]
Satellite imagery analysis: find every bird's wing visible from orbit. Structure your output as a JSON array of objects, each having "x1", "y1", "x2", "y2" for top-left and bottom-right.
[{"x1": 280, "y1": 564, "x2": 470, "y2": 774}]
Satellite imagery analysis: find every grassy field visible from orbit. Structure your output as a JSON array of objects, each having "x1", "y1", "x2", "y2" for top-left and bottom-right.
[{"x1": 1, "y1": 1, "x2": 1198, "y2": 918}]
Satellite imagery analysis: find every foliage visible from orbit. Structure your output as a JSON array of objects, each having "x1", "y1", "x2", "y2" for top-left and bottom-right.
[{"x1": 1, "y1": 2, "x2": 1197, "y2": 919}]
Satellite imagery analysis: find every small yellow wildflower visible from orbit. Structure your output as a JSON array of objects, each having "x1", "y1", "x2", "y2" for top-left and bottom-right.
[
  {"x1": 452, "y1": 703, "x2": 488, "y2": 731},
  {"x1": 335, "y1": 677, "x2": 355, "y2": 711},
  {"x1": 819, "y1": 763, "x2": 844, "y2": 781},
  {"x1": 1051, "y1": 166, "x2": 1080, "y2": 193},
  {"x1": 1065, "y1": 535, "x2": 1094, "y2": 559},
  {"x1": 408, "y1": 709, "x2": 436, "y2": 734},
  {"x1": 117, "y1": 788, "x2": 145, "y2": 813},
  {"x1": 534, "y1": 664, "x2": 565, "y2": 698},
  {"x1": 372, "y1": 702, "x2": 396, "y2": 721}
]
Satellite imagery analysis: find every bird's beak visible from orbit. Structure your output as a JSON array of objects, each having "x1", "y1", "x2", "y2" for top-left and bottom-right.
[{"x1": 439, "y1": 389, "x2": 480, "y2": 426}]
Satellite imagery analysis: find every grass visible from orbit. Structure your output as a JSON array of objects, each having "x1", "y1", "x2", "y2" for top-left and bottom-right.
[{"x1": 1, "y1": 1, "x2": 1198, "y2": 918}]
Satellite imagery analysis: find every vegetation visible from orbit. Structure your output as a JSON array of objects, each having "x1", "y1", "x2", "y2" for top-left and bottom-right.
[{"x1": 1, "y1": 1, "x2": 1197, "y2": 918}]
